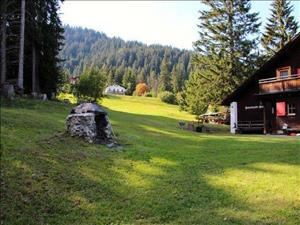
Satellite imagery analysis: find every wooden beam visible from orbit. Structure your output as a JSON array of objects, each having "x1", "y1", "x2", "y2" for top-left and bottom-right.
[{"x1": 263, "y1": 103, "x2": 267, "y2": 134}]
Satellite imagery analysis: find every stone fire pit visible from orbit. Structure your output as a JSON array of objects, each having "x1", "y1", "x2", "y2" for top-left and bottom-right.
[{"x1": 66, "y1": 103, "x2": 116, "y2": 146}]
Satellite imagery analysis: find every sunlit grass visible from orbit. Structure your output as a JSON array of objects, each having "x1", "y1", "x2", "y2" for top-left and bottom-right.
[{"x1": 1, "y1": 96, "x2": 299, "y2": 225}]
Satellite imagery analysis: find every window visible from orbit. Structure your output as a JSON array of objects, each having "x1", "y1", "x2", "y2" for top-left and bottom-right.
[
  {"x1": 276, "y1": 66, "x2": 291, "y2": 79},
  {"x1": 280, "y1": 70, "x2": 289, "y2": 78},
  {"x1": 287, "y1": 103, "x2": 296, "y2": 116}
]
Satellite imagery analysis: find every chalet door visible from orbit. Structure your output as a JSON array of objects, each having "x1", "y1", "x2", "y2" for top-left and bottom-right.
[{"x1": 265, "y1": 101, "x2": 275, "y2": 133}]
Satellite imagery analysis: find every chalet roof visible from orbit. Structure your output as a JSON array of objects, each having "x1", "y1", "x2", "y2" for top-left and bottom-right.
[{"x1": 222, "y1": 33, "x2": 300, "y2": 106}]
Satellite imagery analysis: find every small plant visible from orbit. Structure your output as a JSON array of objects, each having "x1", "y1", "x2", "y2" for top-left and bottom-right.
[{"x1": 159, "y1": 91, "x2": 176, "y2": 104}]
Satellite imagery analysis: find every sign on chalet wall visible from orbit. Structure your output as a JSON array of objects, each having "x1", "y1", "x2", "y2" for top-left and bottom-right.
[{"x1": 245, "y1": 105, "x2": 264, "y2": 110}]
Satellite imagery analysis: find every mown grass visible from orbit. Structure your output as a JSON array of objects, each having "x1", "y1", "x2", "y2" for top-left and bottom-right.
[{"x1": 1, "y1": 96, "x2": 299, "y2": 225}]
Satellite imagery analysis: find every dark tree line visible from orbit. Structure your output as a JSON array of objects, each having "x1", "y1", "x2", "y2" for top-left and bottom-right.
[
  {"x1": 0, "y1": 0, "x2": 64, "y2": 95},
  {"x1": 60, "y1": 25, "x2": 192, "y2": 95}
]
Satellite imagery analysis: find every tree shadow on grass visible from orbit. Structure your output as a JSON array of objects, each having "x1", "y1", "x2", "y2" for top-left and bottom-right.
[{"x1": 1, "y1": 103, "x2": 300, "y2": 225}]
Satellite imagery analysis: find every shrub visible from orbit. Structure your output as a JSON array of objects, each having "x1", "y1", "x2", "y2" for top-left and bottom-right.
[
  {"x1": 73, "y1": 68, "x2": 107, "y2": 102},
  {"x1": 159, "y1": 91, "x2": 176, "y2": 104},
  {"x1": 144, "y1": 92, "x2": 153, "y2": 97},
  {"x1": 56, "y1": 93, "x2": 77, "y2": 104},
  {"x1": 135, "y1": 83, "x2": 148, "y2": 96}
]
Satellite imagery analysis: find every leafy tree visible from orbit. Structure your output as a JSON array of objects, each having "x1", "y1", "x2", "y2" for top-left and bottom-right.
[
  {"x1": 74, "y1": 68, "x2": 107, "y2": 102},
  {"x1": 185, "y1": 0, "x2": 260, "y2": 114},
  {"x1": 158, "y1": 53, "x2": 172, "y2": 92},
  {"x1": 261, "y1": 0, "x2": 298, "y2": 56},
  {"x1": 135, "y1": 83, "x2": 148, "y2": 96}
]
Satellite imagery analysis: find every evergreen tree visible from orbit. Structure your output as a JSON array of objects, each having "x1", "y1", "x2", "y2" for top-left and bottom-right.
[
  {"x1": 149, "y1": 71, "x2": 158, "y2": 96},
  {"x1": 0, "y1": 0, "x2": 7, "y2": 84},
  {"x1": 122, "y1": 68, "x2": 136, "y2": 95},
  {"x1": 137, "y1": 69, "x2": 146, "y2": 83},
  {"x1": 2, "y1": 0, "x2": 64, "y2": 95},
  {"x1": 185, "y1": 0, "x2": 260, "y2": 114},
  {"x1": 107, "y1": 70, "x2": 114, "y2": 85},
  {"x1": 17, "y1": 0, "x2": 25, "y2": 91},
  {"x1": 158, "y1": 53, "x2": 172, "y2": 92},
  {"x1": 171, "y1": 64, "x2": 183, "y2": 94},
  {"x1": 262, "y1": 0, "x2": 298, "y2": 56}
]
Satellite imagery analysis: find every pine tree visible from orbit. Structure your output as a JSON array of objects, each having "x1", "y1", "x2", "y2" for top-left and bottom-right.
[
  {"x1": 122, "y1": 68, "x2": 136, "y2": 95},
  {"x1": 185, "y1": 0, "x2": 260, "y2": 115},
  {"x1": 171, "y1": 64, "x2": 183, "y2": 94},
  {"x1": 158, "y1": 53, "x2": 172, "y2": 92},
  {"x1": 137, "y1": 69, "x2": 146, "y2": 83},
  {"x1": 184, "y1": 69, "x2": 209, "y2": 115},
  {"x1": 149, "y1": 71, "x2": 158, "y2": 96},
  {"x1": 2, "y1": 0, "x2": 64, "y2": 95},
  {"x1": 262, "y1": 0, "x2": 298, "y2": 56}
]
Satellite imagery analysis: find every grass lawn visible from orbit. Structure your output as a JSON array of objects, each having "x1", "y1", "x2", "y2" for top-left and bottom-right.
[{"x1": 1, "y1": 95, "x2": 299, "y2": 225}]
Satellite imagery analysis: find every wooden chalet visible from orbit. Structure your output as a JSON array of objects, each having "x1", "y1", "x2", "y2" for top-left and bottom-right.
[{"x1": 222, "y1": 34, "x2": 300, "y2": 135}]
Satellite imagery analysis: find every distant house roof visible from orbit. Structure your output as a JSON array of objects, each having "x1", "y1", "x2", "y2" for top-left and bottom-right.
[
  {"x1": 105, "y1": 84, "x2": 126, "y2": 93},
  {"x1": 222, "y1": 33, "x2": 300, "y2": 106}
]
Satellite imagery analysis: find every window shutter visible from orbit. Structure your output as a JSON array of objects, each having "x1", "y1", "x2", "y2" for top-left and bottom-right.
[{"x1": 276, "y1": 102, "x2": 286, "y2": 116}]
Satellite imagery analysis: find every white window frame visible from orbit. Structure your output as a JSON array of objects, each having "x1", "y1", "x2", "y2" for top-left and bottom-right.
[{"x1": 287, "y1": 103, "x2": 296, "y2": 116}]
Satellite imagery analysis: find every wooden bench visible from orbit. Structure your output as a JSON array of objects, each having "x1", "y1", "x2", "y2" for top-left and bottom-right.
[{"x1": 237, "y1": 121, "x2": 264, "y2": 133}]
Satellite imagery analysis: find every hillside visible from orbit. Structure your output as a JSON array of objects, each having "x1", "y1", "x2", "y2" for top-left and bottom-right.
[
  {"x1": 60, "y1": 26, "x2": 192, "y2": 86},
  {"x1": 1, "y1": 97, "x2": 300, "y2": 224}
]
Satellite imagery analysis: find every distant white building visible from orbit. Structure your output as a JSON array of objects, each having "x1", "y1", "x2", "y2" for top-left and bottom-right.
[{"x1": 104, "y1": 84, "x2": 126, "y2": 95}]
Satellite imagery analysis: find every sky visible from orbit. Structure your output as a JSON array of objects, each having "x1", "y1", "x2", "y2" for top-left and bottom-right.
[{"x1": 60, "y1": 1, "x2": 300, "y2": 50}]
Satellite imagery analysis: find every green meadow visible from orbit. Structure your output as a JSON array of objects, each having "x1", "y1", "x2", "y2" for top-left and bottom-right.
[{"x1": 1, "y1": 96, "x2": 299, "y2": 225}]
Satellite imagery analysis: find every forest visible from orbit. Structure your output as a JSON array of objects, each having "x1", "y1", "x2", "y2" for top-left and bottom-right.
[{"x1": 60, "y1": 25, "x2": 192, "y2": 95}]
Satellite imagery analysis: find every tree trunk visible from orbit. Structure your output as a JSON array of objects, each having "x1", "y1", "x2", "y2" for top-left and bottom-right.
[
  {"x1": 1, "y1": 0, "x2": 7, "y2": 84},
  {"x1": 32, "y1": 44, "x2": 36, "y2": 92},
  {"x1": 17, "y1": 0, "x2": 25, "y2": 91}
]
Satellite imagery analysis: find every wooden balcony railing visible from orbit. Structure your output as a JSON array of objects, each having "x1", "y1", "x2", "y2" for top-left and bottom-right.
[{"x1": 259, "y1": 74, "x2": 300, "y2": 94}]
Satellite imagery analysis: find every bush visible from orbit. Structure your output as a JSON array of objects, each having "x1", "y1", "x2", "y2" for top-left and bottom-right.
[
  {"x1": 73, "y1": 68, "x2": 107, "y2": 102},
  {"x1": 144, "y1": 92, "x2": 153, "y2": 97},
  {"x1": 159, "y1": 91, "x2": 176, "y2": 104},
  {"x1": 135, "y1": 83, "x2": 148, "y2": 96},
  {"x1": 56, "y1": 93, "x2": 77, "y2": 104}
]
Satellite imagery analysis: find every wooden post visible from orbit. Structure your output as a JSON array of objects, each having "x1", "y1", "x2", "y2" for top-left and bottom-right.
[{"x1": 263, "y1": 102, "x2": 267, "y2": 134}]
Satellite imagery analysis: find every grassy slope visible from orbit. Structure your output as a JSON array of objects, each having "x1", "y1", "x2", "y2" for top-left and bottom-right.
[{"x1": 1, "y1": 96, "x2": 300, "y2": 225}]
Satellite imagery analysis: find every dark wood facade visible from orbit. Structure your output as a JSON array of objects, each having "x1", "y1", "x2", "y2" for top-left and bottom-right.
[{"x1": 223, "y1": 34, "x2": 300, "y2": 134}]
